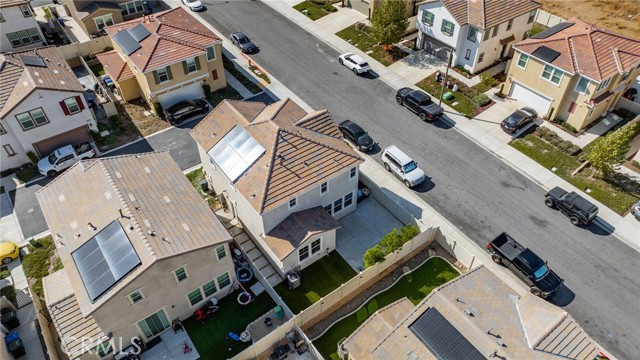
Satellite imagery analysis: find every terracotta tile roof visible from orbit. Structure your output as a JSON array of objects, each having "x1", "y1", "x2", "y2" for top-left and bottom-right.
[
  {"x1": 440, "y1": 0, "x2": 539, "y2": 29},
  {"x1": 264, "y1": 206, "x2": 341, "y2": 260},
  {"x1": 96, "y1": 50, "x2": 133, "y2": 81},
  {"x1": 0, "y1": 47, "x2": 84, "y2": 117},
  {"x1": 0, "y1": 0, "x2": 29, "y2": 8},
  {"x1": 76, "y1": 1, "x2": 121, "y2": 20},
  {"x1": 104, "y1": 7, "x2": 221, "y2": 73},
  {"x1": 191, "y1": 99, "x2": 364, "y2": 214},
  {"x1": 514, "y1": 19, "x2": 640, "y2": 81}
]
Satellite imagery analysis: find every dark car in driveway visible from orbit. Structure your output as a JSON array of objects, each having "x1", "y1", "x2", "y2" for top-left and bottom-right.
[
  {"x1": 164, "y1": 99, "x2": 209, "y2": 125},
  {"x1": 230, "y1": 32, "x2": 256, "y2": 53},
  {"x1": 500, "y1": 107, "x2": 537, "y2": 134},
  {"x1": 338, "y1": 120, "x2": 374, "y2": 152}
]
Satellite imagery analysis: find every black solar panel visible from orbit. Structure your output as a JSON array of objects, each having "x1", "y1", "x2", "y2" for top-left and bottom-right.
[
  {"x1": 532, "y1": 46, "x2": 561, "y2": 63},
  {"x1": 409, "y1": 308, "x2": 486, "y2": 360},
  {"x1": 530, "y1": 22, "x2": 574, "y2": 39},
  {"x1": 113, "y1": 30, "x2": 141, "y2": 56},
  {"x1": 129, "y1": 24, "x2": 151, "y2": 42},
  {"x1": 72, "y1": 221, "x2": 141, "y2": 302},
  {"x1": 20, "y1": 55, "x2": 46, "y2": 67}
]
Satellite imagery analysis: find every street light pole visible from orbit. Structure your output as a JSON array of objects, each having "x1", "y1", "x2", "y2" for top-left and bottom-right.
[{"x1": 438, "y1": 49, "x2": 453, "y2": 106}]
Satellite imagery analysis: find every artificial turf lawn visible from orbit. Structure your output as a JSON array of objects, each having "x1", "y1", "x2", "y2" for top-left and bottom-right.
[
  {"x1": 336, "y1": 25, "x2": 409, "y2": 67},
  {"x1": 274, "y1": 251, "x2": 357, "y2": 314},
  {"x1": 184, "y1": 291, "x2": 276, "y2": 358},
  {"x1": 313, "y1": 257, "x2": 459, "y2": 360}
]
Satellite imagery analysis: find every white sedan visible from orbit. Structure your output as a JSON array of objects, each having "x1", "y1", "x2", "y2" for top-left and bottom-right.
[
  {"x1": 338, "y1": 53, "x2": 371, "y2": 75},
  {"x1": 182, "y1": 0, "x2": 204, "y2": 11}
]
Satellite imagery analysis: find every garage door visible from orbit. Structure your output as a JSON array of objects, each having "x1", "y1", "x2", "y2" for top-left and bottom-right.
[
  {"x1": 32, "y1": 126, "x2": 92, "y2": 157},
  {"x1": 157, "y1": 82, "x2": 204, "y2": 108},
  {"x1": 509, "y1": 82, "x2": 552, "y2": 115}
]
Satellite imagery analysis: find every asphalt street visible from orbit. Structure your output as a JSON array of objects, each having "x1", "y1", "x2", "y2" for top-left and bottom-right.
[{"x1": 193, "y1": 1, "x2": 639, "y2": 358}]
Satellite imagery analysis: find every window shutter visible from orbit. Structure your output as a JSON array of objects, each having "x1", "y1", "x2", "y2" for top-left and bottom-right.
[
  {"x1": 212, "y1": 69, "x2": 218, "y2": 80},
  {"x1": 75, "y1": 96, "x2": 85, "y2": 111},
  {"x1": 182, "y1": 61, "x2": 188, "y2": 74},
  {"x1": 60, "y1": 100, "x2": 70, "y2": 115},
  {"x1": 568, "y1": 101, "x2": 577, "y2": 114},
  {"x1": 195, "y1": 57, "x2": 201, "y2": 70},
  {"x1": 166, "y1": 66, "x2": 172, "y2": 80},
  {"x1": 152, "y1": 70, "x2": 159, "y2": 84}
]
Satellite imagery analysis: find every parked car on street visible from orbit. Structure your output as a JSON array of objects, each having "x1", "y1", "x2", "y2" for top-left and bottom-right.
[
  {"x1": 182, "y1": 0, "x2": 204, "y2": 11},
  {"x1": 631, "y1": 200, "x2": 640, "y2": 219},
  {"x1": 338, "y1": 53, "x2": 370, "y2": 75},
  {"x1": 230, "y1": 32, "x2": 256, "y2": 53},
  {"x1": 163, "y1": 99, "x2": 209, "y2": 125},
  {"x1": 395, "y1": 87, "x2": 444, "y2": 122},
  {"x1": 0, "y1": 241, "x2": 20, "y2": 264},
  {"x1": 38, "y1": 143, "x2": 96, "y2": 177},
  {"x1": 544, "y1": 187, "x2": 598, "y2": 226},
  {"x1": 338, "y1": 120, "x2": 374, "y2": 152},
  {"x1": 487, "y1": 232, "x2": 563, "y2": 298},
  {"x1": 500, "y1": 107, "x2": 537, "y2": 134},
  {"x1": 381, "y1": 145, "x2": 426, "y2": 188}
]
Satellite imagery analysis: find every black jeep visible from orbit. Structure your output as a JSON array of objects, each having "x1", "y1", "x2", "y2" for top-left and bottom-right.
[{"x1": 544, "y1": 187, "x2": 598, "y2": 226}]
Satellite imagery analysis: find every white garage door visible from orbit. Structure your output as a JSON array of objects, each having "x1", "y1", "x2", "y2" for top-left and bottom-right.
[
  {"x1": 509, "y1": 82, "x2": 552, "y2": 116},
  {"x1": 157, "y1": 82, "x2": 204, "y2": 108}
]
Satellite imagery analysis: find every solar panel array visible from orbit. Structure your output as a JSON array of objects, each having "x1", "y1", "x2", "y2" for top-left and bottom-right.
[
  {"x1": 409, "y1": 308, "x2": 486, "y2": 360},
  {"x1": 208, "y1": 125, "x2": 265, "y2": 182},
  {"x1": 530, "y1": 22, "x2": 574, "y2": 39},
  {"x1": 113, "y1": 30, "x2": 141, "y2": 56},
  {"x1": 532, "y1": 46, "x2": 561, "y2": 63},
  {"x1": 72, "y1": 221, "x2": 141, "y2": 302},
  {"x1": 129, "y1": 24, "x2": 151, "y2": 42},
  {"x1": 20, "y1": 55, "x2": 47, "y2": 67}
]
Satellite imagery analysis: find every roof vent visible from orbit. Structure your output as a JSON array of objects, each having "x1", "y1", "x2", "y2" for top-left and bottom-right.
[
  {"x1": 115, "y1": 171, "x2": 122, "y2": 178},
  {"x1": 163, "y1": 195, "x2": 171, "y2": 203},
  {"x1": 464, "y1": 307, "x2": 476, "y2": 317},
  {"x1": 74, "y1": 232, "x2": 81, "y2": 238},
  {"x1": 128, "y1": 194, "x2": 136, "y2": 202},
  {"x1": 210, "y1": 132, "x2": 216, "y2": 137},
  {"x1": 53, "y1": 69, "x2": 59, "y2": 74},
  {"x1": 58, "y1": 194, "x2": 66, "y2": 202},
  {"x1": 181, "y1": 223, "x2": 190, "y2": 231},
  {"x1": 148, "y1": 230, "x2": 156, "y2": 236},
  {"x1": 104, "y1": 191, "x2": 112, "y2": 199},
  {"x1": 144, "y1": 166, "x2": 151, "y2": 173},
  {"x1": 249, "y1": 193, "x2": 256, "y2": 198},
  {"x1": 87, "y1": 222, "x2": 97, "y2": 231},
  {"x1": 303, "y1": 161, "x2": 309, "y2": 167},
  {"x1": 70, "y1": 221, "x2": 78, "y2": 229}
]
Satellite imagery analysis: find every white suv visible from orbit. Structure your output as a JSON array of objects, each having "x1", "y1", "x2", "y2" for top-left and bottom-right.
[
  {"x1": 338, "y1": 53, "x2": 371, "y2": 75},
  {"x1": 381, "y1": 145, "x2": 426, "y2": 188}
]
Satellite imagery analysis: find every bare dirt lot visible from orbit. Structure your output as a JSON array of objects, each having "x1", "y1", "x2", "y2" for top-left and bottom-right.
[{"x1": 539, "y1": 0, "x2": 640, "y2": 39}]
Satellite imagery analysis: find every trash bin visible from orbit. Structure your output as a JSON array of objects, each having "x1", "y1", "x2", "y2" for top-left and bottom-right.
[
  {"x1": 274, "y1": 306, "x2": 284, "y2": 319},
  {"x1": 57, "y1": 17, "x2": 65, "y2": 27},
  {"x1": 199, "y1": 179, "x2": 209, "y2": 193}
]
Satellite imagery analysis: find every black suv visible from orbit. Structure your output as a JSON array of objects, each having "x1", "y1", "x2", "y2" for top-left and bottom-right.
[
  {"x1": 164, "y1": 99, "x2": 209, "y2": 125},
  {"x1": 544, "y1": 186, "x2": 598, "y2": 226},
  {"x1": 338, "y1": 120, "x2": 374, "y2": 152}
]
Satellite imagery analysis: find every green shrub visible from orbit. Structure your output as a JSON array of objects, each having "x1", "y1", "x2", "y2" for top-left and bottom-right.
[
  {"x1": 363, "y1": 224, "x2": 420, "y2": 267},
  {"x1": 613, "y1": 107, "x2": 636, "y2": 120},
  {"x1": 0, "y1": 266, "x2": 9, "y2": 280},
  {"x1": 567, "y1": 145, "x2": 581, "y2": 156},
  {"x1": 26, "y1": 151, "x2": 39, "y2": 164},
  {"x1": 153, "y1": 102, "x2": 164, "y2": 119},
  {"x1": 363, "y1": 245, "x2": 386, "y2": 268},
  {"x1": 632, "y1": 160, "x2": 640, "y2": 170},
  {"x1": 324, "y1": 4, "x2": 336, "y2": 12},
  {"x1": 497, "y1": 83, "x2": 505, "y2": 97},
  {"x1": 103, "y1": 46, "x2": 113, "y2": 52},
  {"x1": 0, "y1": 285, "x2": 17, "y2": 305},
  {"x1": 203, "y1": 83, "x2": 211, "y2": 99},
  {"x1": 549, "y1": 138, "x2": 560, "y2": 147},
  {"x1": 474, "y1": 93, "x2": 491, "y2": 106},
  {"x1": 52, "y1": 257, "x2": 64, "y2": 271}
]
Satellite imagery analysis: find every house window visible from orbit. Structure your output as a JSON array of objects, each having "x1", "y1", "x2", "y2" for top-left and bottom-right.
[
  {"x1": 0, "y1": 124, "x2": 6, "y2": 135},
  {"x1": 203, "y1": 280, "x2": 217, "y2": 297},
  {"x1": 344, "y1": 192, "x2": 354, "y2": 207},
  {"x1": 467, "y1": 27, "x2": 477, "y2": 42},
  {"x1": 138, "y1": 309, "x2": 170, "y2": 338},
  {"x1": 320, "y1": 181, "x2": 328, "y2": 194},
  {"x1": 441, "y1": 19, "x2": 455, "y2": 36},
  {"x1": 215, "y1": 245, "x2": 226, "y2": 260},
  {"x1": 129, "y1": 290, "x2": 144, "y2": 304},
  {"x1": 465, "y1": 49, "x2": 471, "y2": 60},
  {"x1": 289, "y1": 197, "x2": 297, "y2": 209},
  {"x1": 517, "y1": 53, "x2": 529, "y2": 69},
  {"x1": 156, "y1": 67, "x2": 169, "y2": 83},
  {"x1": 528, "y1": 10, "x2": 536, "y2": 24},
  {"x1": 324, "y1": 204, "x2": 332, "y2": 214},
  {"x1": 587, "y1": 108, "x2": 594, "y2": 117},
  {"x1": 96, "y1": 340, "x2": 113, "y2": 357},
  {"x1": 64, "y1": 97, "x2": 81, "y2": 114},
  {"x1": 95, "y1": 14, "x2": 114, "y2": 30},
  {"x1": 595, "y1": 77, "x2": 611, "y2": 92},
  {"x1": 620, "y1": 71, "x2": 630, "y2": 82},
  {"x1": 483, "y1": 30, "x2": 489, "y2": 41},
  {"x1": 491, "y1": 25, "x2": 499, "y2": 38},
  {"x1": 120, "y1": 0, "x2": 144, "y2": 16},
  {"x1": 522, "y1": 30, "x2": 530, "y2": 40},
  {"x1": 349, "y1": 167, "x2": 357, "y2": 179},
  {"x1": 20, "y1": 4, "x2": 31, "y2": 17},
  {"x1": 575, "y1": 77, "x2": 590, "y2": 94},
  {"x1": 216, "y1": 272, "x2": 231, "y2": 289},
  {"x1": 299, "y1": 246, "x2": 309, "y2": 262},
  {"x1": 422, "y1": 11, "x2": 434, "y2": 27},
  {"x1": 187, "y1": 288, "x2": 203, "y2": 306},
  {"x1": 478, "y1": 52, "x2": 485, "y2": 63},
  {"x1": 506, "y1": 19, "x2": 513, "y2": 31},
  {"x1": 541, "y1": 64, "x2": 563, "y2": 85},
  {"x1": 174, "y1": 266, "x2": 188, "y2": 282},
  {"x1": 6, "y1": 28, "x2": 41, "y2": 48},
  {"x1": 207, "y1": 46, "x2": 216, "y2": 61},
  {"x1": 311, "y1": 238, "x2": 321, "y2": 255},
  {"x1": 185, "y1": 57, "x2": 198, "y2": 73},
  {"x1": 16, "y1": 108, "x2": 48, "y2": 130},
  {"x1": 333, "y1": 198, "x2": 343, "y2": 213},
  {"x1": 4, "y1": 145, "x2": 16, "y2": 157}
]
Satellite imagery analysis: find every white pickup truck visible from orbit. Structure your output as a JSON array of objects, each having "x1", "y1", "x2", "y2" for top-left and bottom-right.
[{"x1": 38, "y1": 142, "x2": 96, "y2": 177}]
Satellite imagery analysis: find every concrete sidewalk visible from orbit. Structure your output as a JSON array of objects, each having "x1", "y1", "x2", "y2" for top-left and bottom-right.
[{"x1": 262, "y1": 1, "x2": 640, "y2": 251}]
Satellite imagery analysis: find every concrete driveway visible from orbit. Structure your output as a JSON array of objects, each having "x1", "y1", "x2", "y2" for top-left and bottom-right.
[
  {"x1": 472, "y1": 91, "x2": 538, "y2": 141},
  {"x1": 335, "y1": 197, "x2": 404, "y2": 271}
]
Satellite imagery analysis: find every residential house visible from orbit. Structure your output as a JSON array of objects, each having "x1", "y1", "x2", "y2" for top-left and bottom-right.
[
  {"x1": 191, "y1": 98, "x2": 363, "y2": 277},
  {"x1": 415, "y1": 0, "x2": 540, "y2": 74},
  {"x1": 97, "y1": 7, "x2": 225, "y2": 109},
  {"x1": 0, "y1": 46, "x2": 97, "y2": 172},
  {"x1": 0, "y1": 0, "x2": 46, "y2": 53},
  {"x1": 38, "y1": 152, "x2": 235, "y2": 359},
  {"x1": 348, "y1": 0, "x2": 421, "y2": 25},
  {"x1": 340, "y1": 266, "x2": 605, "y2": 360},
  {"x1": 507, "y1": 19, "x2": 640, "y2": 129},
  {"x1": 63, "y1": 0, "x2": 159, "y2": 38}
]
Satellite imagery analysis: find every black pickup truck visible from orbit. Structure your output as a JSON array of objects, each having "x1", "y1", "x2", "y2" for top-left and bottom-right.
[
  {"x1": 395, "y1": 87, "x2": 444, "y2": 122},
  {"x1": 487, "y1": 233, "x2": 563, "y2": 298},
  {"x1": 544, "y1": 186, "x2": 598, "y2": 226}
]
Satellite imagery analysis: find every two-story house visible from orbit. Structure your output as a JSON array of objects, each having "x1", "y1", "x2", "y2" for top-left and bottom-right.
[
  {"x1": 38, "y1": 152, "x2": 235, "y2": 359},
  {"x1": 416, "y1": 0, "x2": 540, "y2": 74},
  {"x1": 0, "y1": 0, "x2": 46, "y2": 53},
  {"x1": 191, "y1": 98, "x2": 364, "y2": 276},
  {"x1": 97, "y1": 7, "x2": 225, "y2": 109},
  {"x1": 507, "y1": 19, "x2": 640, "y2": 130},
  {"x1": 63, "y1": 0, "x2": 160, "y2": 38},
  {"x1": 0, "y1": 46, "x2": 97, "y2": 172}
]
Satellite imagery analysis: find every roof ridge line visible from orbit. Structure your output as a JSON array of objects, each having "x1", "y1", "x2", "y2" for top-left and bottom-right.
[
  {"x1": 612, "y1": 48, "x2": 623, "y2": 74},
  {"x1": 293, "y1": 109, "x2": 327, "y2": 126},
  {"x1": 141, "y1": 36, "x2": 161, "y2": 72},
  {"x1": 585, "y1": 31, "x2": 603, "y2": 80},
  {"x1": 158, "y1": 33, "x2": 206, "y2": 52},
  {"x1": 259, "y1": 128, "x2": 281, "y2": 214},
  {"x1": 280, "y1": 127, "x2": 362, "y2": 161},
  {"x1": 567, "y1": 37, "x2": 580, "y2": 75},
  {"x1": 161, "y1": 22, "x2": 217, "y2": 40},
  {"x1": 267, "y1": 98, "x2": 291, "y2": 122}
]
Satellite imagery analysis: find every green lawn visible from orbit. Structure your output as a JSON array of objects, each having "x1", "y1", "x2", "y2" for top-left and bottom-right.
[
  {"x1": 184, "y1": 291, "x2": 276, "y2": 358},
  {"x1": 90, "y1": 64, "x2": 105, "y2": 77},
  {"x1": 336, "y1": 25, "x2": 409, "y2": 67},
  {"x1": 417, "y1": 75, "x2": 477, "y2": 117},
  {"x1": 511, "y1": 134, "x2": 640, "y2": 214},
  {"x1": 313, "y1": 257, "x2": 459, "y2": 360},
  {"x1": 274, "y1": 251, "x2": 356, "y2": 314},
  {"x1": 294, "y1": 1, "x2": 336, "y2": 21}
]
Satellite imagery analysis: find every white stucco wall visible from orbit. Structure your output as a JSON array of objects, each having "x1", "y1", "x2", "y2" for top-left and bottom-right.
[
  {"x1": 416, "y1": 2, "x2": 461, "y2": 51},
  {"x1": 0, "y1": 125, "x2": 30, "y2": 170},
  {"x1": 0, "y1": 5, "x2": 46, "y2": 53},
  {"x1": 281, "y1": 230, "x2": 337, "y2": 272}
]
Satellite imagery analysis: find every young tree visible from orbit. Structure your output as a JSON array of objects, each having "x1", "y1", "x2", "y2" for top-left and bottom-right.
[
  {"x1": 587, "y1": 122, "x2": 639, "y2": 175},
  {"x1": 363, "y1": 245, "x2": 386, "y2": 268},
  {"x1": 369, "y1": 0, "x2": 409, "y2": 52}
]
